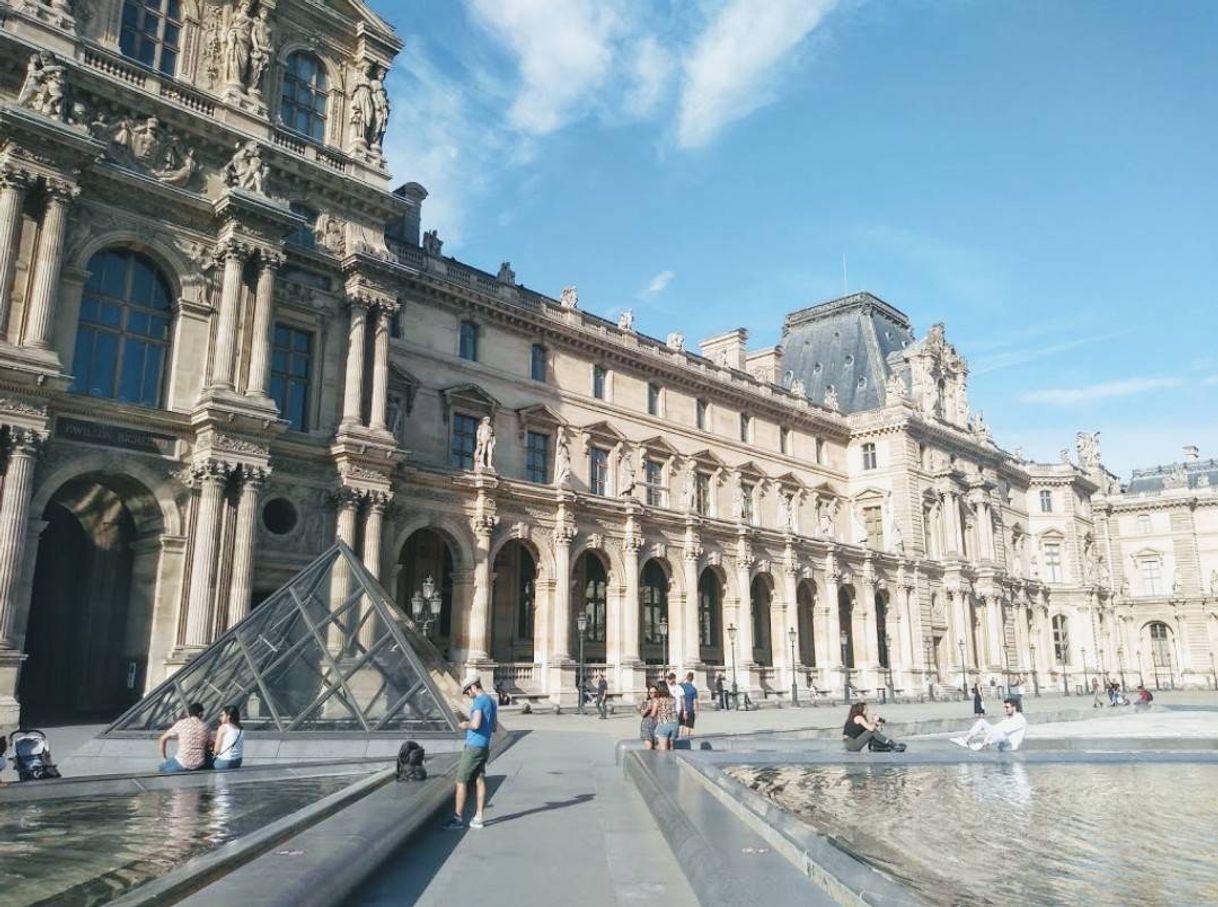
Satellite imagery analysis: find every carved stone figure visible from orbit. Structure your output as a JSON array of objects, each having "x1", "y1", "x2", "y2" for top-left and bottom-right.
[
  {"x1": 682, "y1": 465, "x2": 696, "y2": 512},
  {"x1": 316, "y1": 214, "x2": 346, "y2": 255},
  {"x1": 1076, "y1": 431, "x2": 1101, "y2": 469},
  {"x1": 386, "y1": 391, "x2": 407, "y2": 444},
  {"x1": 473, "y1": 416, "x2": 496, "y2": 472},
  {"x1": 666, "y1": 332, "x2": 684, "y2": 352},
  {"x1": 223, "y1": 0, "x2": 256, "y2": 91},
  {"x1": 223, "y1": 140, "x2": 268, "y2": 193},
  {"x1": 970, "y1": 410, "x2": 992, "y2": 442},
  {"x1": 553, "y1": 427, "x2": 571, "y2": 487},
  {"x1": 617, "y1": 310, "x2": 635, "y2": 332},
  {"x1": 790, "y1": 377, "x2": 806, "y2": 398},
  {"x1": 497, "y1": 261, "x2": 515, "y2": 284},
  {"x1": 131, "y1": 116, "x2": 163, "y2": 163},
  {"x1": 421, "y1": 229, "x2": 443, "y2": 256},
  {"x1": 885, "y1": 372, "x2": 906, "y2": 402},
  {"x1": 249, "y1": 6, "x2": 274, "y2": 96},
  {"x1": 1210, "y1": 569, "x2": 1218, "y2": 596},
  {"x1": 730, "y1": 474, "x2": 745, "y2": 521},
  {"x1": 818, "y1": 500, "x2": 835, "y2": 539},
  {"x1": 559, "y1": 286, "x2": 579, "y2": 309},
  {"x1": 620, "y1": 448, "x2": 637, "y2": 493},
  {"x1": 18, "y1": 52, "x2": 66, "y2": 119},
  {"x1": 158, "y1": 147, "x2": 199, "y2": 187},
  {"x1": 350, "y1": 62, "x2": 390, "y2": 149},
  {"x1": 777, "y1": 491, "x2": 792, "y2": 532},
  {"x1": 823, "y1": 384, "x2": 840, "y2": 412}
]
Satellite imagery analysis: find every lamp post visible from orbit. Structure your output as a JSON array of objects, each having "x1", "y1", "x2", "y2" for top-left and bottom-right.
[
  {"x1": 882, "y1": 629, "x2": 895, "y2": 704},
  {"x1": 727, "y1": 623, "x2": 739, "y2": 708},
  {"x1": 659, "y1": 616, "x2": 669, "y2": 675},
  {"x1": 410, "y1": 576, "x2": 442, "y2": 638},
  {"x1": 957, "y1": 638, "x2": 968, "y2": 703},
  {"x1": 840, "y1": 630, "x2": 851, "y2": 704},
  {"x1": 1117, "y1": 646, "x2": 1127, "y2": 691},
  {"x1": 1082, "y1": 645, "x2": 1090, "y2": 695},
  {"x1": 1059, "y1": 640, "x2": 1070, "y2": 696},
  {"x1": 788, "y1": 626, "x2": 799, "y2": 706},
  {"x1": 576, "y1": 612, "x2": 588, "y2": 715},
  {"x1": 925, "y1": 639, "x2": 937, "y2": 701},
  {"x1": 1136, "y1": 647, "x2": 1145, "y2": 688},
  {"x1": 1210, "y1": 652, "x2": 1217, "y2": 691},
  {"x1": 1029, "y1": 641, "x2": 1041, "y2": 697}
]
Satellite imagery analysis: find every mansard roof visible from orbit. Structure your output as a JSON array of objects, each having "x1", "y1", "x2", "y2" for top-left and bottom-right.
[
  {"x1": 1126, "y1": 457, "x2": 1218, "y2": 494},
  {"x1": 779, "y1": 292, "x2": 916, "y2": 414}
]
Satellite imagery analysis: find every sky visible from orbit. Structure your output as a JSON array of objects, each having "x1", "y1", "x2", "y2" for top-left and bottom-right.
[{"x1": 373, "y1": 0, "x2": 1217, "y2": 480}]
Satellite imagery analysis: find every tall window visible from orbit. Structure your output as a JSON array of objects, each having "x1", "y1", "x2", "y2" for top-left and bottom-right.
[
  {"x1": 280, "y1": 52, "x2": 329, "y2": 142},
  {"x1": 1039, "y1": 490, "x2": 1053, "y2": 512},
  {"x1": 1051, "y1": 615, "x2": 1070, "y2": 664},
  {"x1": 458, "y1": 321, "x2": 478, "y2": 361},
  {"x1": 815, "y1": 437, "x2": 826, "y2": 465},
  {"x1": 1149, "y1": 622, "x2": 1172, "y2": 667},
  {"x1": 516, "y1": 555, "x2": 536, "y2": 639},
  {"x1": 739, "y1": 413, "x2": 751, "y2": 442},
  {"x1": 780, "y1": 427, "x2": 790, "y2": 455},
  {"x1": 589, "y1": 447, "x2": 609, "y2": 495},
  {"x1": 647, "y1": 382, "x2": 661, "y2": 416},
  {"x1": 1137, "y1": 513, "x2": 1152, "y2": 535},
  {"x1": 695, "y1": 472, "x2": 711, "y2": 516},
  {"x1": 581, "y1": 556, "x2": 608, "y2": 643},
  {"x1": 525, "y1": 431, "x2": 550, "y2": 483},
  {"x1": 742, "y1": 483, "x2": 755, "y2": 524},
  {"x1": 863, "y1": 505, "x2": 884, "y2": 548},
  {"x1": 696, "y1": 398, "x2": 708, "y2": 430},
  {"x1": 1139, "y1": 557, "x2": 1163, "y2": 596},
  {"x1": 269, "y1": 324, "x2": 313, "y2": 431},
  {"x1": 450, "y1": 413, "x2": 478, "y2": 469},
  {"x1": 641, "y1": 561, "x2": 668, "y2": 646},
  {"x1": 72, "y1": 250, "x2": 173, "y2": 408},
  {"x1": 530, "y1": 344, "x2": 547, "y2": 382},
  {"x1": 1043, "y1": 542, "x2": 1063, "y2": 583},
  {"x1": 592, "y1": 364, "x2": 607, "y2": 400},
  {"x1": 698, "y1": 570, "x2": 721, "y2": 648},
  {"x1": 862, "y1": 442, "x2": 878, "y2": 470},
  {"x1": 120, "y1": 0, "x2": 181, "y2": 76},
  {"x1": 644, "y1": 459, "x2": 665, "y2": 507}
]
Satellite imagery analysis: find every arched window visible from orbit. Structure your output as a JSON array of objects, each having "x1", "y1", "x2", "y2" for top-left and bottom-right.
[
  {"x1": 579, "y1": 554, "x2": 607, "y2": 643},
  {"x1": 120, "y1": 0, "x2": 182, "y2": 76},
  {"x1": 1137, "y1": 513, "x2": 1152, "y2": 535},
  {"x1": 875, "y1": 590, "x2": 890, "y2": 668},
  {"x1": 1051, "y1": 615, "x2": 1070, "y2": 665},
  {"x1": 72, "y1": 250, "x2": 173, "y2": 407},
  {"x1": 1148, "y1": 622, "x2": 1172, "y2": 667},
  {"x1": 280, "y1": 52, "x2": 328, "y2": 142},
  {"x1": 640, "y1": 561, "x2": 668, "y2": 648},
  {"x1": 698, "y1": 570, "x2": 721, "y2": 649}
]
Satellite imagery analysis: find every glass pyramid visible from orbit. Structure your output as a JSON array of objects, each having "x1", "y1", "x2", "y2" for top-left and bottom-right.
[{"x1": 106, "y1": 543, "x2": 462, "y2": 735}]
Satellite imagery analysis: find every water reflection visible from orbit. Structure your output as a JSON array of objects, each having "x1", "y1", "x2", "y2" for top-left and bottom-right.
[
  {"x1": 0, "y1": 775, "x2": 363, "y2": 906},
  {"x1": 726, "y1": 763, "x2": 1218, "y2": 906}
]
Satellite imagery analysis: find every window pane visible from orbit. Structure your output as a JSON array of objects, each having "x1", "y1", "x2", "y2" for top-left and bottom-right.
[{"x1": 118, "y1": 340, "x2": 146, "y2": 402}]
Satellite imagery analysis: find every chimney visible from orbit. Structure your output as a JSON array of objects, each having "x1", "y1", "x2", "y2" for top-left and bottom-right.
[
  {"x1": 699, "y1": 329, "x2": 749, "y2": 371},
  {"x1": 1184, "y1": 445, "x2": 1199, "y2": 463}
]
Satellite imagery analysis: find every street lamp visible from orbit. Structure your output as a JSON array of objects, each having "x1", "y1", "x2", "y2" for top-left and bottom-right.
[
  {"x1": 1059, "y1": 640, "x2": 1070, "y2": 696},
  {"x1": 1082, "y1": 646, "x2": 1090, "y2": 695},
  {"x1": 840, "y1": 630, "x2": 851, "y2": 704},
  {"x1": 882, "y1": 629, "x2": 895, "y2": 704},
  {"x1": 788, "y1": 626, "x2": 799, "y2": 706},
  {"x1": 576, "y1": 611, "x2": 589, "y2": 715},
  {"x1": 1029, "y1": 641, "x2": 1041, "y2": 697},
  {"x1": 925, "y1": 639, "x2": 937, "y2": 701},
  {"x1": 410, "y1": 576, "x2": 442, "y2": 638},
  {"x1": 659, "y1": 616, "x2": 669, "y2": 674},
  {"x1": 957, "y1": 638, "x2": 968, "y2": 703},
  {"x1": 727, "y1": 623, "x2": 739, "y2": 708},
  {"x1": 1210, "y1": 652, "x2": 1217, "y2": 691},
  {"x1": 1117, "y1": 646, "x2": 1127, "y2": 691},
  {"x1": 1135, "y1": 647, "x2": 1145, "y2": 688}
]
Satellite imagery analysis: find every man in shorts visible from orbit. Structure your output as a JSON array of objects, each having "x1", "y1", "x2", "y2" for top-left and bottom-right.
[
  {"x1": 678, "y1": 671, "x2": 698, "y2": 737},
  {"x1": 444, "y1": 673, "x2": 498, "y2": 830}
]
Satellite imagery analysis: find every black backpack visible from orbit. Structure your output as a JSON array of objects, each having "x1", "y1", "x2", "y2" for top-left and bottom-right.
[{"x1": 396, "y1": 741, "x2": 427, "y2": 782}]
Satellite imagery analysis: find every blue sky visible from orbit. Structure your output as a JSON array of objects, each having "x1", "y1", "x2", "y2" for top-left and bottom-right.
[{"x1": 375, "y1": 0, "x2": 1217, "y2": 479}]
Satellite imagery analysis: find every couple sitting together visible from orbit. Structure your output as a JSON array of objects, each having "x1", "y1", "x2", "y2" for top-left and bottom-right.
[
  {"x1": 843, "y1": 697, "x2": 1028, "y2": 754},
  {"x1": 158, "y1": 702, "x2": 245, "y2": 773}
]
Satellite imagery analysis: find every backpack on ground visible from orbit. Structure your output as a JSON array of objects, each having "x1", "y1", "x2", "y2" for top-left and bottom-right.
[{"x1": 396, "y1": 741, "x2": 427, "y2": 781}]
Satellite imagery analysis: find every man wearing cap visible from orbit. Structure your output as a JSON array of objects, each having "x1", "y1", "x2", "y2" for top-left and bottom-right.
[{"x1": 444, "y1": 673, "x2": 498, "y2": 830}]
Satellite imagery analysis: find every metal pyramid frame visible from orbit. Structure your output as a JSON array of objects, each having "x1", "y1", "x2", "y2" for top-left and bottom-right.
[{"x1": 105, "y1": 542, "x2": 462, "y2": 735}]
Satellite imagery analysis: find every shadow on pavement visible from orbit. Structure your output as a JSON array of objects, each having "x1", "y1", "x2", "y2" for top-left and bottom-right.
[{"x1": 486, "y1": 791, "x2": 595, "y2": 826}]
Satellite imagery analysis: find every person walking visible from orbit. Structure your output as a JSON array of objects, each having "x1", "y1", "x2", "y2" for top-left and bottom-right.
[
  {"x1": 715, "y1": 673, "x2": 727, "y2": 710},
  {"x1": 652, "y1": 684, "x2": 679, "y2": 751},
  {"x1": 444, "y1": 674, "x2": 498, "y2": 830},
  {"x1": 639, "y1": 684, "x2": 659, "y2": 749},
  {"x1": 158, "y1": 702, "x2": 212, "y2": 773},
  {"x1": 595, "y1": 672, "x2": 609, "y2": 719},
  {"x1": 678, "y1": 671, "x2": 698, "y2": 738},
  {"x1": 972, "y1": 684, "x2": 985, "y2": 717}
]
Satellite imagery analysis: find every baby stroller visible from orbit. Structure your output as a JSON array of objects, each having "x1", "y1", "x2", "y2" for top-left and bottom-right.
[{"x1": 9, "y1": 729, "x2": 61, "y2": 781}]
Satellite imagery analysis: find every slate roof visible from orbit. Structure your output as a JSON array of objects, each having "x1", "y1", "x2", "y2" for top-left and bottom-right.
[
  {"x1": 1126, "y1": 458, "x2": 1218, "y2": 494},
  {"x1": 779, "y1": 292, "x2": 916, "y2": 413}
]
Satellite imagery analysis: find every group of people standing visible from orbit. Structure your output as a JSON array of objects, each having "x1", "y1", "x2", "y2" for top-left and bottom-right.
[
  {"x1": 157, "y1": 703, "x2": 244, "y2": 773},
  {"x1": 639, "y1": 672, "x2": 698, "y2": 751}
]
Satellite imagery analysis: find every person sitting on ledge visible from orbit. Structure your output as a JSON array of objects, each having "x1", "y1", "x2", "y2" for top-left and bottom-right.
[
  {"x1": 1134, "y1": 685, "x2": 1154, "y2": 711},
  {"x1": 951, "y1": 697, "x2": 1028, "y2": 751},
  {"x1": 211, "y1": 705, "x2": 245, "y2": 770},
  {"x1": 158, "y1": 702, "x2": 212, "y2": 773},
  {"x1": 842, "y1": 702, "x2": 906, "y2": 752}
]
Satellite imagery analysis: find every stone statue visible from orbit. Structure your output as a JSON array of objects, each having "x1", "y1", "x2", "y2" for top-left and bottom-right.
[
  {"x1": 350, "y1": 62, "x2": 390, "y2": 149},
  {"x1": 666, "y1": 332, "x2": 684, "y2": 352},
  {"x1": 223, "y1": 140, "x2": 268, "y2": 193},
  {"x1": 682, "y1": 465, "x2": 696, "y2": 512},
  {"x1": 559, "y1": 286, "x2": 579, "y2": 309},
  {"x1": 473, "y1": 416, "x2": 496, "y2": 473},
  {"x1": 777, "y1": 491, "x2": 792, "y2": 532},
  {"x1": 617, "y1": 310, "x2": 635, "y2": 332},
  {"x1": 249, "y1": 6, "x2": 274, "y2": 96},
  {"x1": 620, "y1": 448, "x2": 637, "y2": 494},
  {"x1": 790, "y1": 377, "x2": 806, "y2": 398},
  {"x1": 1060, "y1": 448, "x2": 1072, "y2": 465},
  {"x1": 223, "y1": 0, "x2": 255, "y2": 91},
  {"x1": 497, "y1": 261, "x2": 515, "y2": 284},
  {"x1": 554, "y1": 428, "x2": 571, "y2": 487},
  {"x1": 421, "y1": 229, "x2": 443, "y2": 256},
  {"x1": 818, "y1": 500, "x2": 836, "y2": 539},
  {"x1": 18, "y1": 52, "x2": 66, "y2": 119},
  {"x1": 885, "y1": 372, "x2": 906, "y2": 402},
  {"x1": 158, "y1": 147, "x2": 199, "y2": 187},
  {"x1": 1076, "y1": 431, "x2": 1101, "y2": 469},
  {"x1": 1210, "y1": 569, "x2": 1218, "y2": 596},
  {"x1": 386, "y1": 391, "x2": 407, "y2": 443},
  {"x1": 971, "y1": 410, "x2": 992, "y2": 442},
  {"x1": 131, "y1": 116, "x2": 164, "y2": 163},
  {"x1": 823, "y1": 384, "x2": 840, "y2": 412},
  {"x1": 731, "y1": 475, "x2": 745, "y2": 521},
  {"x1": 316, "y1": 214, "x2": 346, "y2": 255}
]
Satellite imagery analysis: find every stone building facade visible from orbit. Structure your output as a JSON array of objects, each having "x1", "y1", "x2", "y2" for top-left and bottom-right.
[{"x1": 0, "y1": 1, "x2": 1213, "y2": 724}]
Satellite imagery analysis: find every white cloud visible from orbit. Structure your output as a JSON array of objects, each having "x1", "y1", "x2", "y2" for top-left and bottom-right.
[
  {"x1": 1019, "y1": 377, "x2": 1181, "y2": 406},
  {"x1": 972, "y1": 331, "x2": 1128, "y2": 375},
  {"x1": 640, "y1": 269, "x2": 675, "y2": 298},
  {"x1": 623, "y1": 35, "x2": 674, "y2": 119},
  {"x1": 1202, "y1": 374, "x2": 1218, "y2": 386},
  {"x1": 468, "y1": 0, "x2": 620, "y2": 135},
  {"x1": 676, "y1": 0, "x2": 838, "y2": 149}
]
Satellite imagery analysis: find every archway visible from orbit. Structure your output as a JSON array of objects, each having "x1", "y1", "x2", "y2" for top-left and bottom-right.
[
  {"x1": 640, "y1": 558, "x2": 669, "y2": 665},
  {"x1": 796, "y1": 579, "x2": 816, "y2": 666},
  {"x1": 750, "y1": 574, "x2": 774, "y2": 666},
  {"x1": 838, "y1": 585, "x2": 856, "y2": 669},
  {"x1": 875, "y1": 589, "x2": 890, "y2": 669},
  {"x1": 490, "y1": 539, "x2": 536, "y2": 664},
  {"x1": 397, "y1": 529, "x2": 455, "y2": 656},
  {"x1": 20, "y1": 473, "x2": 162, "y2": 723},
  {"x1": 698, "y1": 567, "x2": 724, "y2": 665},
  {"x1": 572, "y1": 550, "x2": 609, "y2": 662},
  {"x1": 1145, "y1": 620, "x2": 1175, "y2": 690}
]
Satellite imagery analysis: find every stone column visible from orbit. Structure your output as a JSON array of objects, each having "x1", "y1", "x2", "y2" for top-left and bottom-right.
[
  {"x1": 949, "y1": 590, "x2": 969, "y2": 672},
  {"x1": 550, "y1": 527, "x2": 574, "y2": 661},
  {"x1": 210, "y1": 244, "x2": 247, "y2": 390},
  {"x1": 621, "y1": 536, "x2": 643, "y2": 666},
  {"x1": 822, "y1": 566, "x2": 841, "y2": 689},
  {"x1": 226, "y1": 466, "x2": 266, "y2": 629},
  {"x1": 183, "y1": 463, "x2": 229, "y2": 648},
  {"x1": 358, "y1": 494, "x2": 387, "y2": 649},
  {"x1": 24, "y1": 180, "x2": 76, "y2": 350},
  {"x1": 245, "y1": 254, "x2": 280, "y2": 400},
  {"x1": 857, "y1": 582, "x2": 880, "y2": 686},
  {"x1": 328, "y1": 490, "x2": 360, "y2": 652},
  {"x1": 368, "y1": 306, "x2": 392, "y2": 431},
  {"x1": 681, "y1": 545, "x2": 700, "y2": 668},
  {"x1": 897, "y1": 586, "x2": 915, "y2": 688},
  {"x1": 732, "y1": 556, "x2": 755, "y2": 688},
  {"x1": 466, "y1": 516, "x2": 494, "y2": 664},
  {"x1": 0, "y1": 172, "x2": 31, "y2": 338},
  {"x1": 984, "y1": 596, "x2": 1005, "y2": 670},
  {"x1": 944, "y1": 492, "x2": 963, "y2": 556},
  {"x1": 780, "y1": 565, "x2": 798, "y2": 688},
  {"x1": 341, "y1": 300, "x2": 369, "y2": 425},
  {"x1": 0, "y1": 429, "x2": 41, "y2": 646}
]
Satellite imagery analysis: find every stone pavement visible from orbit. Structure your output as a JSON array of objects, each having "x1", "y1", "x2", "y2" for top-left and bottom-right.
[{"x1": 346, "y1": 730, "x2": 699, "y2": 907}]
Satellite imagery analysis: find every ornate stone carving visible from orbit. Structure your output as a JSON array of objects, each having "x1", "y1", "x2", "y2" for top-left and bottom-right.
[
  {"x1": 559, "y1": 286, "x2": 579, "y2": 309},
  {"x1": 790, "y1": 376, "x2": 806, "y2": 398},
  {"x1": 551, "y1": 524, "x2": 577, "y2": 546},
  {"x1": 885, "y1": 372, "x2": 906, "y2": 403},
  {"x1": 18, "y1": 52, "x2": 67, "y2": 120},
  {"x1": 473, "y1": 416, "x2": 496, "y2": 473},
  {"x1": 617, "y1": 310, "x2": 635, "y2": 332},
  {"x1": 315, "y1": 214, "x2": 346, "y2": 256},
  {"x1": 823, "y1": 384, "x2": 839, "y2": 412},
  {"x1": 213, "y1": 433, "x2": 270, "y2": 458},
  {"x1": 350, "y1": 62, "x2": 390, "y2": 152},
  {"x1": 223, "y1": 141, "x2": 269, "y2": 194},
  {"x1": 0, "y1": 396, "x2": 48, "y2": 419},
  {"x1": 497, "y1": 261, "x2": 515, "y2": 285},
  {"x1": 421, "y1": 229, "x2": 443, "y2": 256},
  {"x1": 219, "y1": 0, "x2": 274, "y2": 97},
  {"x1": 554, "y1": 426, "x2": 571, "y2": 487},
  {"x1": 666, "y1": 332, "x2": 684, "y2": 352}
]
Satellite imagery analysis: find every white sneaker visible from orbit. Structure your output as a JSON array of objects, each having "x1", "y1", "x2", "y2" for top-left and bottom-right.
[
  {"x1": 950, "y1": 736, "x2": 970, "y2": 747},
  {"x1": 470, "y1": 816, "x2": 485, "y2": 829},
  {"x1": 968, "y1": 740, "x2": 985, "y2": 751}
]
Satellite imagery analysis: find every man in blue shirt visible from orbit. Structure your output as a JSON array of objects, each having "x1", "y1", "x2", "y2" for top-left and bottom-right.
[{"x1": 444, "y1": 673, "x2": 498, "y2": 830}]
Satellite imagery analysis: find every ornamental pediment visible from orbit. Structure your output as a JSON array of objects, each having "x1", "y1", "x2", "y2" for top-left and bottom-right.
[
  {"x1": 637, "y1": 435, "x2": 681, "y2": 458},
  {"x1": 441, "y1": 384, "x2": 499, "y2": 418},
  {"x1": 579, "y1": 420, "x2": 628, "y2": 443}
]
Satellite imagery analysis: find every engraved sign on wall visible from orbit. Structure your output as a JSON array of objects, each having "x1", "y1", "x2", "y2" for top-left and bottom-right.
[{"x1": 56, "y1": 417, "x2": 178, "y2": 457}]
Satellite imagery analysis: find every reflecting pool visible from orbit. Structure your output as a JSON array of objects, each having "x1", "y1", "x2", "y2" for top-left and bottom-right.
[
  {"x1": 726, "y1": 763, "x2": 1218, "y2": 906},
  {"x1": 0, "y1": 774, "x2": 369, "y2": 906}
]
